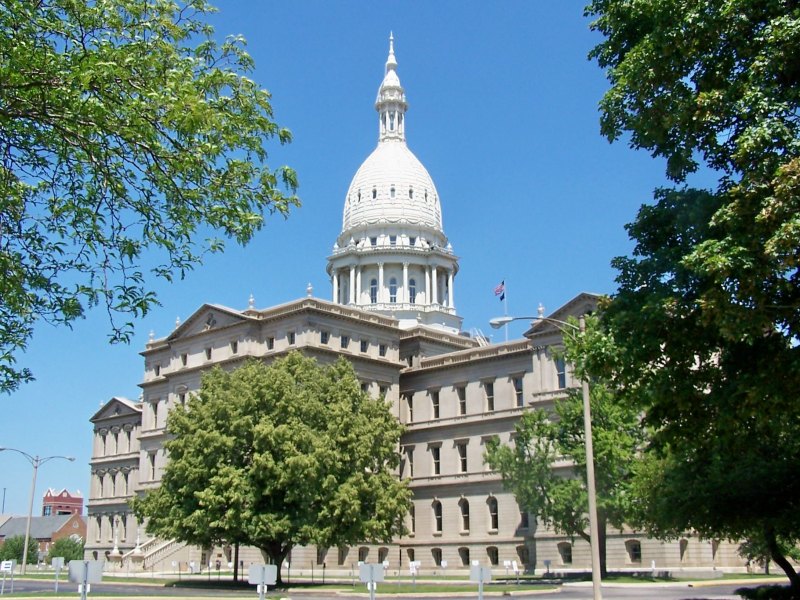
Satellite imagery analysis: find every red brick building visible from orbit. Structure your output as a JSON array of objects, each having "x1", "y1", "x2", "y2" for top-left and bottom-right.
[{"x1": 42, "y1": 488, "x2": 83, "y2": 516}]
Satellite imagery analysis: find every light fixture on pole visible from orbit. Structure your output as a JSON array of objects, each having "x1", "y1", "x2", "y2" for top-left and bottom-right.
[
  {"x1": 0, "y1": 447, "x2": 75, "y2": 575},
  {"x1": 489, "y1": 309, "x2": 603, "y2": 600}
]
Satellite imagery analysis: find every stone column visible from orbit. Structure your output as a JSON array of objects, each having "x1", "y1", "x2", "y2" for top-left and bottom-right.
[
  {"x1": 448, "y1": 269, "x2": 455, "y2": 308},
  {"x1": 349, "y1": 265, "x2": 356, "y2": 305},
  {"x1": 425, "y1": 268, "x2": 431, "y2": 305},
  {"x1": 378, "y1": 263, "x2": 385, "y2": 304},
  {"x1": 402, "y1": 262, "x2": 409, "y2": 304}
]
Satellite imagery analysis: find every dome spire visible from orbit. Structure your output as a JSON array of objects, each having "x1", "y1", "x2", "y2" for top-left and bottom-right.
[
  {"x1": 376, "y1": 33, "x2": 407, "y2": 142},
  {"x1": 386, "y1": 32, "x2": 397, "y2": 73}
]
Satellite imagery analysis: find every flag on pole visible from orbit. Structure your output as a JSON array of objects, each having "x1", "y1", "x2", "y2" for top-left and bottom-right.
[{"x1": 494, "y1": 280, "x2": 505, "y2": 301}]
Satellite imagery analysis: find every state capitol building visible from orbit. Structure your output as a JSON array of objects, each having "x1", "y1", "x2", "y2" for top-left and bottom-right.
[{"x1": 86, "y1": 37, "x2": 741, "y2": 576}]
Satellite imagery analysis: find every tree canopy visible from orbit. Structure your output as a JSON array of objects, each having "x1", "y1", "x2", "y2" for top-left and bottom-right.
[
  {"x1": 0, "y1": 535, "x2": 38, "y2": 564},
  {"x1": 131, "y1": 353, "x2": 410, "y2": 584},
  {"x1": 0, "y1": 0, "x2": 298, "y2": 392},
  {"x1": 47, "y1": 537, "x2": 85, "y2": 563},
  {"x1": 485, "y1": 315, "x2": 644, "y2": 578},
  {"x1": 586, "y1": 0, "x2": 800, "y2": 588}
]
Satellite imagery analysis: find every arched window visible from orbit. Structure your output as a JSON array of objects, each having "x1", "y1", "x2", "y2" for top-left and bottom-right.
[
  {"x1": 431, "y1": 547, "x2": 442, "y2": 566},
  {"x1": 389, "y1": 278, "x2": 398, "y2": 303},
  {"x1": 555, "y1": 357, "x2": 566, "y2": 389},
  {"x1": 487, "y1": 496, "x2": 499, "y2": 530},
  {"x1": 625, "y1": 539, "x2": 642, "y2": 563},
  {"x1": 390, "y1": 185, "x2": 396, "y2": 198},
  {"x1": 409, "y1": 186, "x2": 414, "y2": 199},
  {"x1": 409, "y1": 279, "x2": 416, "y2": 304},
  {"x1": 558, "y1": 542, "x2": 573, "y2": 564},
  {"x1": 459, "y1": 498, "x2": 470, "y2": 532},
  {"x1": 432, "y1": 500, "x2": 443, "y2": 532},
  {"x1": 370, "y1": 279, "x2": 378, "y2": 304}
]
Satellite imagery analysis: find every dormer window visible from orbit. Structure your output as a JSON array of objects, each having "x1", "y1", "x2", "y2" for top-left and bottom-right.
[
  {"x1": 370, "y1": 237, "x2": 377, "y2": 247},
  {"x1": 409, "y1": 236, "x2": 416, "y2": 246},
  {"x1": 389, "y1": 235, "x2": 397, "y2": 246}
]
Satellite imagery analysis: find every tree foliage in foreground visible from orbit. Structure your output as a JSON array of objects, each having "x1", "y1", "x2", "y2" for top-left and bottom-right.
[
  {"x1": 0, "y1": 535, "x2": 38, "y2": 564},
  {"x1": 485, "y1": 315, "x2": 644, "y2": 578},
  {"x1": 47, "y1": 537, "x2": 85, "y2": 563},
  {"x1": 131, "y1": 353, "x2": 410, "y2": 585},
  {"x1": 0, "y1": 0, "x2": 299, "y2": 393},
  {"x1": 586, "y1": 0, "x2": 800, "y2": 589}
]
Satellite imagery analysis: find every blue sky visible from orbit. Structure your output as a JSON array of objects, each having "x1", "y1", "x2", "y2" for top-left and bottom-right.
[{"x1": 1, "y1": 2, "x2": 714, "y2": 516}]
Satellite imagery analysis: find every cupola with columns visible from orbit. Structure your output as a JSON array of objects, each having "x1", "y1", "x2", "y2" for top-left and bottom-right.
[{"x1": 327, "y1": 35, "x2": 461, "y2": 333}]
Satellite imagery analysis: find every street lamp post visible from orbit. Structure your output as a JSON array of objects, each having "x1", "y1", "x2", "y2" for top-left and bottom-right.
[
  {"x1": 490, "y1": 310, "x2": 603, "y2": 600},
  {"x1": 0, "y1": 448, "x2": 75, "y2": 574}
]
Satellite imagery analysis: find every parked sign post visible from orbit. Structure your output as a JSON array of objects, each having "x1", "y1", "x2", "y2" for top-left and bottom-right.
[
  {"x1": 470, "y1": 563, "x2": 492, "y2": 600},
  {"x1": 247, "y1": 564, "x2": 277, "y2": 600},
  {"x1": 0, "y1": 560, "x2": 16, "y2": 595},
  {"x1": 51, "y1": 557, "x2": 65, "y2": 594},
  {"x1": 359, "y1": 563, "x2": 384, "y2": 600},
  {"x1": 68, "y1": 560, "x2": 103, "y2": 600}
]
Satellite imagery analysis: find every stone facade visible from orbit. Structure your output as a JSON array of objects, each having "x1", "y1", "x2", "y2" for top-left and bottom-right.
[{"x1": 84, "y1": 37, "x2": 745, "y2": 576}]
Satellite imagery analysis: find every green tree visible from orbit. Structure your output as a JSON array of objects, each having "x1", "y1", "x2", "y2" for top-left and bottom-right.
[
  {"x1": 585, "y1": 1, "x2": 800, "y2": 590},
  {"x1": 0, "y1": 535, "x2": 38, "y2": 564},
  {"x1": 132, "y1": 352, "x2": 410, "y2": 585},
  {"x1": 47, "y1": 537, "x2": 85, "y2": 563},
  {"x1": 485, "y1": 315, "x2": 643, "y2": 578},
  {"x1": 0, "y1": 0, "x2": 298, "y2": 393}
]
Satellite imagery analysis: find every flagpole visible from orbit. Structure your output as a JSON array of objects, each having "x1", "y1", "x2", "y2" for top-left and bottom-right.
[{"x1": 503, "y1": 280, "x2": 509, "y2": 342}]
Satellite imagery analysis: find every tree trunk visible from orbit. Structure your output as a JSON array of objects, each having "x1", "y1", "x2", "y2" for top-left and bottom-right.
[
  {"x1": 597, "y1": 512, "x2": 608, "y2": 579},
  {"x1": 764, "y1": 527, "x2": 800, "y2": 592},
  {"x1": 260, "y1": 543, "x2": 291, "y2": 587}
]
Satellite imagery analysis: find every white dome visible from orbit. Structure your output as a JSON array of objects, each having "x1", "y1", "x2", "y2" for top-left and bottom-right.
[{"x1": 342, "y1": 140, "x2": 442, "y2": 233}]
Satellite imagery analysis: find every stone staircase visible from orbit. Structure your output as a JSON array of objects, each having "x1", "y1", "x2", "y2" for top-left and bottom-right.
[{"x1": 121, "y1": 537, "x2": 186, "y2": 570}]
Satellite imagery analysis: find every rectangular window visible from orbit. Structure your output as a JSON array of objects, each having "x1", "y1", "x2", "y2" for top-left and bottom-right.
[
  {"x1": 179, "y1": 393, "x2": 186, "y2": 406},
  {"x1": 405, "y1": 394, "x2": 414, "y2": 422},
  {"x1": 431, "y1": 390, "x2": 440, "y2": 419},
  {"x1": 389, "y1": 235, "x2": 397, "y2": 246},
  {"x1": 204, "y1": 347, "x2": 212, "y2": 360},
  {"x1": 555, "y1": 357, "x2": 567, "y2": 389},
  {"x1": 320, "y1": 331, "x2": 329, "y2": 345},
  {"x1": 484, "y1": 381, "x2": 495, "y2": 412},
  {"x1": 340, "y1": 335, "x2": 349, "y2": 349},
  {"x1": 361, "y1": 382, "x2": 369, "y2": 393},
  {"x1": 360, "y1": 340, "x2": 368, "y2": 353},
  {"x1": 379, "y1": 385, "x2": 388, "y2": 399},
  {"x1": 370, "y1": 237, "x2": 377, "y2": 246},
  {"x1": 379, "y1": 343, "x2": 387, "y2": 357},
  {"x1": 457, "y1": 386, "x2": 467, "y2": 416},
  {"x1": 230, "y1": 340, "x2": 238, "y2": 354},
  {"x1": 267, "y1": 336, "x2": 275, "y2": 350},
  {"x1": 181, "y1": 353, "x2": 187, "y2": 366},
  {"x1": 513, "y1": 376, "x2": 524, "y2": 407},
  {"x1": 154, "y1": 364, "x2": 161, "y2": 377},
  {"x1": 431, "y1": 446, "x2": 441, "y2": 475},
  {"x1": 409, "y1": 236, "x2": 416, "y2": 246},
  {"x1": 287, "y1": 332, "x2": 295, "y2": 345},
  {"x1": 406, "y1": 448, "x2": 414, "y2": 478},
  {"x1": 457, "y1": 442, "x2": 468, "y2": 473},
  {"x1": 520, "y1": 510, "x2": 529, "y2": 529}
]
